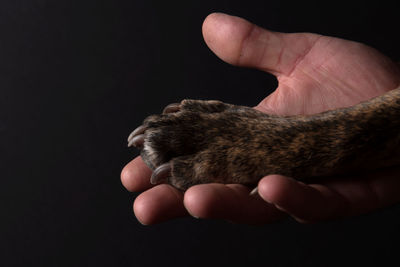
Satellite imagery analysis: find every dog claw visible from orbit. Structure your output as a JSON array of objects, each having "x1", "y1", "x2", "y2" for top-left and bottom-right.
[
  {"x1": 250, "y1": 187, "x2": 260, "y2": 197},
  {"x1": 151, "y1": 163, "x2": 172, "y2": 184},
  {"x1": 128, "y1": 134, "x2": 145, "y2": 148},
  {"x1": 127, "y1": 125, "x2": 147, "y2": 143},
  {"x1": 162, "y1": 103, "x2": 181, "y2": 114}
]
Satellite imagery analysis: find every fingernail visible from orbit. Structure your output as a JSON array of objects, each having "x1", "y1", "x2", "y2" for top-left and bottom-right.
[{"x1": 150, "y1": 163, "x2": 171, "y2": 185}]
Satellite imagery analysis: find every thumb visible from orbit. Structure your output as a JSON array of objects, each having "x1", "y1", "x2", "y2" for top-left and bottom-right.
[{"x1": 202, "y1": 13, "x2": 320, "y2": 76}]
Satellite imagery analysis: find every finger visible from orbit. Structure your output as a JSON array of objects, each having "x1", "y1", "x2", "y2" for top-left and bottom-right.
[
  {"x1": 257, "y1": 175, "x2": 348, "y2": 223},
  {"x1": 121, "y1": 156, "x2": 153, "y2": 192},
  {"x1": 202, "y1": 13, "x2": 320, "y2": 76},
  {"x1": 325, "y1": 167, "x2": 400, "y2": 216},
  {"x1": 133, "y1": 184, "x2": 188, "y2": 225},
  {"x1": 183, "y1": 183, "x2": 285, "y2": 224}
]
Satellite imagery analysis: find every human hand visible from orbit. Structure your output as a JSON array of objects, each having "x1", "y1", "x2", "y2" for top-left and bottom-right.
[{"x1": 121, "y1": 13, "x2": 400, "y2": 224}]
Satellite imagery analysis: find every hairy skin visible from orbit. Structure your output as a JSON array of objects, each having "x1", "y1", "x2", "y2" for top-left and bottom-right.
[
  {"x1": 128, "y1": 87, "x2": 400, "y2": 191},
  {"x1": 121, "y1": 13, "x2": 400, "y2": 225}
]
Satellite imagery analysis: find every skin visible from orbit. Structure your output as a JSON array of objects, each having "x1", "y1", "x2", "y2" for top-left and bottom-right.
[{"x1": 121, "y1": 13, "x2": 400, "y2": 225}]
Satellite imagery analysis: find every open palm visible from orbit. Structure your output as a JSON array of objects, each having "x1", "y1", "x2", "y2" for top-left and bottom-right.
[{"x1": 121, "y1": 13, "x2": 400, "y2": 224}]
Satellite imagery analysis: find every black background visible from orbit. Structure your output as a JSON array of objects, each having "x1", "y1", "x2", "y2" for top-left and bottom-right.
[{"x1": 2, "y1": 1, "x2": 400, "y2": 266}]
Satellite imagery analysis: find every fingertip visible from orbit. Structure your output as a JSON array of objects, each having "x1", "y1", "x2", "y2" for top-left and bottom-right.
[
  {"x1": 133, "y1": 184, "x2": 187, "y2": 225},
  {"x1": 202, "y1": 12, "x2": 229, "y2": 37},
  {"x1": 257, "y1": 175, "x2": 297, "y2": 206},
  {"x1": 184, "y1": 184, "x2": 221, "y2": 219},
  {"x1": 202, "y1": 12, "x2": 254, "y2": 66},
  {"x1": 133, "y1": 193, "x2": 151, "y2": 225},
  {"x1": 120, "y1": 157, "x2": 152, "y2": 192},
  {"x1": 120, "y1": 163, "x2": 135, "y2": 191},
  {"x1": 184, "y1": 184, "x2": 250, "y2": 219},
  {"x1": 202, "y1": 12, "x2": 224, "y2": 28}
]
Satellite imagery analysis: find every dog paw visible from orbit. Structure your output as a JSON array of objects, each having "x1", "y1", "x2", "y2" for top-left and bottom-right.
[{"x1": 128, "y1": 99, "x2": 266, "y2": 190}]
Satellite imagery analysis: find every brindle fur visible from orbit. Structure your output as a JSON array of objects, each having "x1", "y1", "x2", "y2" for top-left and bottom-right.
[{"x1": 129, "y1": 86, "x2": 400, "y2": 191}]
